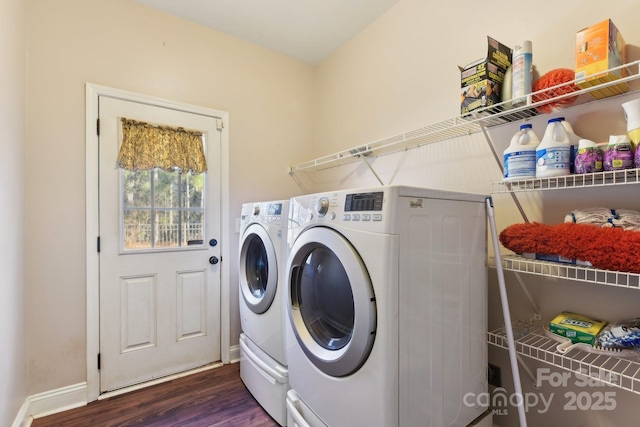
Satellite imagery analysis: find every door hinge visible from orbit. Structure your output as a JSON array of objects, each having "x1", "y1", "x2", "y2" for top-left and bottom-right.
[
  {"x1": 97, "y1": 353, "x2": 101, "y2": 370},
  {"x1": 216, "y1": 118, "x2": 223, "y2": 131},
  {"x1": 97, "y1": 236, "x2": 101, "y2": 253},
  {"x1": 96, "y1": 118, "x2": 100, "y2": 136}
]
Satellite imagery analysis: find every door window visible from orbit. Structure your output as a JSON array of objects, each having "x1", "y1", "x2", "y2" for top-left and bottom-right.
[
  {"x1": 297, "y1": 247, "x2": 354, "y2": 350},
  {"x1": 287, "y1": 226, "x2": 377, "y2": 377},
  {"x1": 122, "y1": 169, "x2": 205, "y2": 250},
  {"x1": 244, "y1": 234, "x2": 269, "y2": 299},
  {"x1": 239, "y1": 224, "x2": 278, "y2": 314}
]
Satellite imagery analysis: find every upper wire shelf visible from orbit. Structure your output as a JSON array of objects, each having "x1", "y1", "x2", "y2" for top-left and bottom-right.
[{"x1": 289, "y1": 60, "x2": 640, "y2": 174}]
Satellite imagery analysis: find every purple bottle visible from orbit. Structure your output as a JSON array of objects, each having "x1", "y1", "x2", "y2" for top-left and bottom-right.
[
  {"x1": 604, "y1": 135, "x2": 634, "y2": 171},
  {"x1": 574, "y1": 139, "x2": 603, "y2": 174}
]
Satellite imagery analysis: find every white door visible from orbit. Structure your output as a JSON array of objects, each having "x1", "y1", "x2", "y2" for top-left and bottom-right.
[{"x1": 98, "y1": 95, "x2": 222, "y2": 392}]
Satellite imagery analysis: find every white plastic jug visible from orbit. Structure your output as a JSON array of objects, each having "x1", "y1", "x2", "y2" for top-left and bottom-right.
[
  {"x1": 503, "y1": 123, "x2": 539, "y2": 181},
  {"x1": 558, "y1": 118, "x2": 581, "y2": 174},
  {"x1": 536, "y1": 117, "x2": 571, "y2": 178},
  {"x1": 621, "y1": 98, "x2": 640, "y2": 150}
]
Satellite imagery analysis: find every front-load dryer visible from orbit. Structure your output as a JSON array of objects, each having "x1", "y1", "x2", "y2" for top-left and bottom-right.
[
  {"x1": 239, "y1": 200, "x2": 289, "y2": 426},
  {"x1": 285, "y1": 186, "x2": 491, "y2": 427}
]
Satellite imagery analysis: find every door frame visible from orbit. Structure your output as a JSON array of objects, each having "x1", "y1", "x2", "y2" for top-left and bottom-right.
[{"x1": 85, "y1": 83, "x2": 231, "y2": 402}]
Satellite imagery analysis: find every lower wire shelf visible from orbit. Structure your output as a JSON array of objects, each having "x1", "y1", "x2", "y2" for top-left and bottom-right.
[
  {"x1": 492, "y1": 255, "x2": 640, "y2": 290},
  {"x1": 488, "y1": 324, "x2": 640, "y2": 395}
]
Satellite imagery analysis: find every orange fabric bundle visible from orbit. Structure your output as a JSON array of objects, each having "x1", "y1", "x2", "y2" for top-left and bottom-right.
[
  {"x1": 499, "y1": 222, "x2": 640, "y2": 273},
  {"x1": 532, "y1": 68, "x2": 579, "y2": 114}
]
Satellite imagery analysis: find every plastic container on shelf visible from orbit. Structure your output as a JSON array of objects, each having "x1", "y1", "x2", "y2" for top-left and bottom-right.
[
  {"x1": 536, "y1": 117, "x2": 571, "y2": 178},
  {"x1": 503, "y1": 123, "x2": 539, "y2": 181},
  {"x1": 622, "y1": 98, "x2": 640, "y2": 152},
  {"x1": 501, "y1": 66, "x2": 513, "y2": 110},
  {"x1": 558, "y1": 118, "x2": 581, "y2": 174},
  {"x1": 511, "y1": 41, "x2": 533, "y2": 107},
  {"x1": 604, "y1": 134, "x2": 634, "y2": 171},
  {"x1": 574, "y1": 139, "x2": 604, "y2": 173}
]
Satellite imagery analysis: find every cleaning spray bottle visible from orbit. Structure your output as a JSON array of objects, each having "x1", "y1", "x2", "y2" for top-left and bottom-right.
[
  {"x1": 511, "y1": 41, "x2": 533, "y2": 107},
  {"x1": 536, "y1": 117, "x2": 571, "y2": 178},
  {"x1": 503, "y1": 123, "x2": 539, "y2": 181}
]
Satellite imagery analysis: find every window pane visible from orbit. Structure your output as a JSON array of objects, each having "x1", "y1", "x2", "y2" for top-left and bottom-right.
[
  {"x1": 184, "y1": 210, "x2": 204, "y2": 245},
  {"x1": 182, "y1": 172, "x2": 204, "y2": 209},
  {"x1": 156, "y1": 210, "x2": 180, "y2": 248},
  {"x1": 120, "y1": 168, "x2": 206, "y2": 251},
  {"x1": 123, "y1": 209, "x2": 152, "y2": 249},
  {"x1": 154, "y1": 169, "x2": 180, "y2": 208},
  {"x1": 298, "y1": 247, "x2": 354, "y2": 351},
  {"x1": 123, "y1": 171, "x2": 151, "y2": 207}
]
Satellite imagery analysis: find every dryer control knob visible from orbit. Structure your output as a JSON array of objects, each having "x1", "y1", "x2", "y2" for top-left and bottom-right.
[
  {"x1": 315, "y1": 197, "x2": 329, "y2": 217},
  {"x1": 252, "y1": 205, "x2": 260, "y2": 216}
]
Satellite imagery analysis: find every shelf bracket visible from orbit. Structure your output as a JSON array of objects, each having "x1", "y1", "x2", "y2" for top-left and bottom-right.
[
  {"x1": 360, "y1": 154, "x2": 385, "y2": 186},
  {"x1": 514, "y1": 271, "x2": 541, "y2": 319},
  {"x1": 478, "y1": 122, "x2": 530, "y2": 223},
  {"x1": 288, "y1": 167, "x2": 311, "y2": 194}
]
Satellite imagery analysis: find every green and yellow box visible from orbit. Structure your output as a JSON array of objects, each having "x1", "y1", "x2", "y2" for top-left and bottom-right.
[
  {"x1": 575, "y1": 19, "x2": 628, "y2": 99},
  {"x1": 549, "y1": 311, "x2": 607, "y2": 345},
  {"x1": 459, "y1": 36, "x2": 512, "y2": 115}
]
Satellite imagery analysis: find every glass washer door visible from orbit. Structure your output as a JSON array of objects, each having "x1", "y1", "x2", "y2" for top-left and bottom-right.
[
  {"x1": 239, "y1": 223, "x2": 278, "y2": 314},
  {"x1": 288, "y1": 226, "x2": 376, "y2": 377}
]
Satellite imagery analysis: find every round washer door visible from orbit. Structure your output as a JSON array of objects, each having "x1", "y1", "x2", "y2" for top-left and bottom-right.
[
  {"x1": 239, "y1": 223, "x2": 278, "y2": 314},
  {"x1": 287, "y1": 226, "x2": 376, "y2": 377}
]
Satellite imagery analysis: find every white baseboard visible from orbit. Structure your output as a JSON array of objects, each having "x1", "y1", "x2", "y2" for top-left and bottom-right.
[
  {"x1": 12, "y1": 400, "x2": 30, "y2": 427},
  {"x1": 13, "y1": 352, "x2": 241, "y2": 427},
  {"x1": 229, "y1": 343, "x2": 240, "y2": 363},
  {"x1": 12, "y1": 382, "x2": 87, "y2": 427}
]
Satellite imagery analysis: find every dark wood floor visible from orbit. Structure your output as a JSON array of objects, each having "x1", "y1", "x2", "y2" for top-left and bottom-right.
[{"x1": 31, "y1": 363, "x2": 279, "y2": 427}]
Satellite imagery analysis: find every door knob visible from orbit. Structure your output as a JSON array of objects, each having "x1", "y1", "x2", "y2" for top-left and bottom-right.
[{"x1": 209, "y1": 256, "x2": 219, "y2": 265}]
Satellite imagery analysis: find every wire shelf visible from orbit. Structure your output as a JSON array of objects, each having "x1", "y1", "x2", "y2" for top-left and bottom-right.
[
  {"x1": 289, "y1": 60, "x2": 640, "y2": 173},
  {"x1": 491, "y1": 168, "x2": 640, "y2": 193},
  {"x1": 488, "y1": 324, "x2": 640, "y2": 395},
  {"x1": 492, "y1": 255, "x2": 640, "y2": 290}
]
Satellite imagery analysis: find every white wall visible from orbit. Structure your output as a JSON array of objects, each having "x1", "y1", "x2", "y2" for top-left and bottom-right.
[
  {"x1": 0, "y1": 0, "x2": 27, "y2": 425},
  {"x1": 310, "y1": 1, "x2": 640, "y2": 426},
  {"x1": 25, "y1": 0, "x2": 314, "y2": 396}
]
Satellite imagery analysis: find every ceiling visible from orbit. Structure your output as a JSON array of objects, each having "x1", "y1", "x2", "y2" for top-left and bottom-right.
[{"x1": 135, "y1": 0, "x2": 400, "y2": 64}]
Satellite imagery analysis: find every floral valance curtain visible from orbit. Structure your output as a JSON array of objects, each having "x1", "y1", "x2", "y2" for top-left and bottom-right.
[{"x1": 117, "y1": 118, "x2": 208, "y2": 174}]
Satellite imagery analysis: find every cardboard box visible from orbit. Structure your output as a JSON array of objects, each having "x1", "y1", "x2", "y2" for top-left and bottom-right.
[
  {"x1": 575, "y1": 19, "x2": 628, "y2": 99},
  {"x1": 549, "y1": 312, "x2": 607, "y2": 346},
  {"x1": 460, "y1": 36, "x2": 512, "y2": 115}
]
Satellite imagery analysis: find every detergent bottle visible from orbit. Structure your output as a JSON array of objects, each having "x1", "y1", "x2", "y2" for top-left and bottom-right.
[
  {"x1": 503, "y1": 123, "x2": 539, "y2": 181},
  {"x1": 604, "y1": 135, "x2": 634, "y2": 171},
  {"x1": 536, "y1": 117, "x2": 571, "y2": 178},
  {"x1": 558, "y1": 118, "x2": 581, "y2": 174},
  {"x1": 574, "y1": 139, "x2": 603, "y2": 174}
]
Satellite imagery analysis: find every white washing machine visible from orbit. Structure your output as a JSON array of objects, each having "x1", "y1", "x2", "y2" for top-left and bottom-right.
[
  {"x1": 284, "y1": 186, "x2": 492, "y2": 427},
  {"x1": 239, "y1": 200, "x2": 290, "y2": 426}
]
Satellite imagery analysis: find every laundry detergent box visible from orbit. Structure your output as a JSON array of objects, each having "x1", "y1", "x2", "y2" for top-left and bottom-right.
[
  {"x1": 549, "y1": 311, "x2": 607, "y2": 345},
  {"x1": 459, "y1": 36, "x2": 512, "y2": 115},
  {"x1": 575, "y1": 18, "x2": 628, "y2": 99}
]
